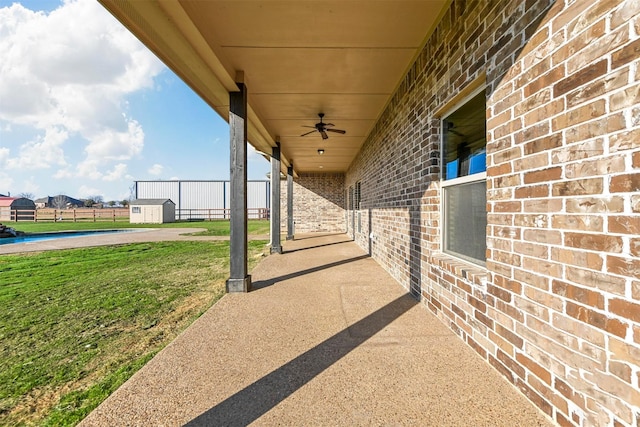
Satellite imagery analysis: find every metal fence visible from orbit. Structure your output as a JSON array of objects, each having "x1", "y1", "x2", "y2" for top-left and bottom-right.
[
  {"x1": 135, "y1": 180, "x2": 271, "y2": 213},
  {"x1": 176, "y1": 208, "x2": 269, "y2": 221}
]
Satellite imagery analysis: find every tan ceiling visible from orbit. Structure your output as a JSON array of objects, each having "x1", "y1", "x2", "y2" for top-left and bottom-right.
[{"x1": 99, "y1": 0, "x2": 449, "y2": 174}]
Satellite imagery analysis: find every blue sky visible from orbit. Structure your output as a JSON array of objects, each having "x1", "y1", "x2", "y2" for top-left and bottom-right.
[{"x1": 0, "y1": 0, "x2": 270, "y2": 202}]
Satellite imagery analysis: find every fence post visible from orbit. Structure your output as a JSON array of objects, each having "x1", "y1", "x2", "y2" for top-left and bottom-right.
[
  {"x1": 73, "y1": 209, "x2": 77, "y2": 222},
  {"x1": 93, "y1": 209, "x2": 96, "y2": 222},
  {"x1": 54, "y1": 210, "x2": 58, "y2": 222},
  {"x1": 113, "y1": 209, "x2": 116, "y2": 222}
]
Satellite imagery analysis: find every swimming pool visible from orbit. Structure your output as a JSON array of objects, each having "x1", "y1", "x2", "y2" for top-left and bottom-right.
[{"x1": 0, "y1": 229, "x2": 136, "y2": 245}]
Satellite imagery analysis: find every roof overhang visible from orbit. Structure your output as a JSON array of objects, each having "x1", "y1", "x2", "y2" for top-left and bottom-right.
[{"x1": 98, "y1": 0, "x2": 450, "y2": 175}]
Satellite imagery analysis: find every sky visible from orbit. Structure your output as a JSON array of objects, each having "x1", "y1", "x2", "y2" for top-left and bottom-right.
[{"x1": 0, "y1": 0, "x2": 270, "y2": 202}]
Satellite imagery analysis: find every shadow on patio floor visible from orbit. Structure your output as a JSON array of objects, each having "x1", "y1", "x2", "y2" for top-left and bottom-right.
[{"x1": 80, "y1": 233, "x2": 553, "y2": 427}]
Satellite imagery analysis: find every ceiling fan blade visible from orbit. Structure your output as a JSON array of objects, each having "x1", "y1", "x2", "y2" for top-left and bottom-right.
[
  {"x1": 324, "y1": 123, "x2": 335, "y2": 127},
  {"x1": 301, "y1": 125, "x2": 317, "y2": 129},
  {"x1": 320, "y1": 130, "x2": 329, "y2": 140},
  {"x1": 326, "y1": 128, "x2": 346, "y2": 134},
  {"x1": 300, "y1": 130, "x2": 317, "y2": 137}
]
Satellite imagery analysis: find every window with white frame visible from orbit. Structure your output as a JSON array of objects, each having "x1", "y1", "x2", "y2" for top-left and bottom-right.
[
  {"x1": 132, "y1": 206, "x2": 141, "y2": 214},
  {"x1": 441, "y1": 89, "x2": 487, "y2": 265}
]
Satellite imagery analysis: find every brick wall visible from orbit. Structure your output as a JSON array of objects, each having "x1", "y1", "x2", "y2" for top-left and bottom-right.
[
  {"x1": 343, "y1": 1, "x2": 640, "y2": 426},
  {"x1": 282, "y1": 173, "x2": 346, "y2": 234}
]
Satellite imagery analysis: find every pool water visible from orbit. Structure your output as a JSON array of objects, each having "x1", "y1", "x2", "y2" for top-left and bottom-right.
[{"x1": 0, "y1": 229, "x2": 134, "y2": 245}]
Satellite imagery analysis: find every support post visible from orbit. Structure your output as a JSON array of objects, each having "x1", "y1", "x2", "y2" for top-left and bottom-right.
[
  {"x1": 286, "y1": 163, "x2": 294, "y2": 240},
  {"x1": 270, "y1": 143, "x2": 282, "y2": 254},
  {"x1": 226, "y1": 82, "x2": 251, "y2": 292}
]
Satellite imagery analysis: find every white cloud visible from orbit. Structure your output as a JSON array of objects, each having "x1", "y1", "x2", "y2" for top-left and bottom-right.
[
  {"x1": 0, "y1": 0, "x2": 164, "y2": 178},
  {"x1": 0, "y1": 172, "x2": 13, "y2": 192},
  {"x1": 21, "y1": 177, "x2": 40, "y2": 195},
  {"x1": 103, "y1": 163, "x2": 128, "y2": 182},
  {"x1": 84, "y1": 120, "x2": 144, "y2": 161},
  {"x1": 5, "y1": 127, "x2": 68, "y2": 169},
  {"x1": 53, "y1": 167, "x2": 73, "y2": 179},
  {"x1": 148, "y1": 163, "x2": 164, "y2": 176},
  {"x1": 75, "y1": 159, "x2": 103, "y2": 180},
  {"x1": 0, "y1": 147, "x2": 9, "y2": 164},
  {"x1": 77, "y1": 184, "x2": 101, "y2": 199}
]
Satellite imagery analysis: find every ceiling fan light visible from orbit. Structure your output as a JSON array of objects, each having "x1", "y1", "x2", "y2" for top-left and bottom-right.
[{"x1": 318, "y1": 149, "x2": 325, "y2": 155}]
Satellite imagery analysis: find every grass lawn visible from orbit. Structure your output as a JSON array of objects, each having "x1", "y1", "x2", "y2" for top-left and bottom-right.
[
  {"x1": 9, "y1": 219, "x2": 271, "y2": 237},
  {"x1": 0, "y1": 238, "x2": 268, "y2": 426}
]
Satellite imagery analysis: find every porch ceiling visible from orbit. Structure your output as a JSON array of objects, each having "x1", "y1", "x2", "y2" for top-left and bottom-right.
[{"x1": 98, "y1": 0, "x2": 449, "y2": 174}]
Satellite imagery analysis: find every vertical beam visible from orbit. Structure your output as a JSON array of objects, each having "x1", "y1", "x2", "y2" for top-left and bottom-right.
[
  {"x1": 286, "y1": 163, "x2": 294, "y2": 240},
  {"x1": 270, "y1": 143, "x2": 282, "y2": 254},
  {"x1": 222, "y1": 181, "x2": 226, "y2": 219},
  {"x1": 226, "y1": 82, "x2": 251, "y2": 293},
  {"x1": 178, "y1": 181, "x2": 182, "y2": 220}
]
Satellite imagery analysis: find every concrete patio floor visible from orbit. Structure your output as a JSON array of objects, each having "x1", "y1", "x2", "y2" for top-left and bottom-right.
[{"x1": 77, "y1": 233, "x2": 553, "y2": 426}]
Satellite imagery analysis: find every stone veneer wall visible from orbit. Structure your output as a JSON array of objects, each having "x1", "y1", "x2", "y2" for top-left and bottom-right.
[
  {"x1": 281, "y1": 173, "x2": 346, "y2": 233},
  {"x1": 344, "y1": 1, "x2": 640, "y2": 426}
]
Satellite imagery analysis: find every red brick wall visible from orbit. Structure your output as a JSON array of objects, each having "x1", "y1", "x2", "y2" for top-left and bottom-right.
[
  {"x1": 343, "y1": 1, "x2": 640, "y2": 426},
  {"x1": 282, "y1": 173, "x2": 346, "y2": 234}
]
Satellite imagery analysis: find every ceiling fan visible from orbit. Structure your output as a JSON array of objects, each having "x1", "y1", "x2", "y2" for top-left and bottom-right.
[{"x1": 300, "y1": 113, "x2": 346, "y2": 140}]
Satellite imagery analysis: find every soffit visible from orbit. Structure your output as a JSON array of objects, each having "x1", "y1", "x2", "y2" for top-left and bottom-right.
[{"x1": 99, "y1": 0, "x2": 449, "y2": 174}]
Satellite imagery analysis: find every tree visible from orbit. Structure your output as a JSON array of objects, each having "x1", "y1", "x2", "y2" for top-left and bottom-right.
[
  {"x1": 128, "y1": 183, "x2": 136, "y2": 201},
  {"x1": 108, "y1": 200, "x2": 116, "y2": 207},
  {"x1": 18, "y1": 192, "x2": 35, "y2": 200},
  {"x1": 84, "y1": 195, "x2": 104, "y2": 207},
  {"x1": 121, "y1": 199, "x2": 130, "y2": 208},
  {"x1": 51, "y1": 195, "x2": 68, "y2": 209}
]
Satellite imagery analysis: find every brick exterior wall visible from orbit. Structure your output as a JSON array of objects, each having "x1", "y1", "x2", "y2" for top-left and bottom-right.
[
  {"x1": 282, "y1": 173, "x2": 346, "y2": 234},
  {"x1": 338, "y1": 1, "x2": 640, "y2": 426}
]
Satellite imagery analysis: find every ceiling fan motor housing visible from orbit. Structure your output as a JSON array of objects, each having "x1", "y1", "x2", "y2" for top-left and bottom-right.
[{"x1": 300, "y1": 113, "x2": 345, "y2": 139}]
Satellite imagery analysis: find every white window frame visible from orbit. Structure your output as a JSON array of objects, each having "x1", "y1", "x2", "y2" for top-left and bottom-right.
[{"x1": 440, "y1": 85, "x2": 487, "y2": 266}]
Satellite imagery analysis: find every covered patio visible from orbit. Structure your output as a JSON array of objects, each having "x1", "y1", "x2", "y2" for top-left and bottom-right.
[
  {"x1": 80, "y1": 233, "x2": 551, "y2": 426},
  {"x1": 95, "y1": 1, "x2": 640, "y2": 425},
  {"x1": 97, "y1": 0, "x2": 451, "y2": 292}
]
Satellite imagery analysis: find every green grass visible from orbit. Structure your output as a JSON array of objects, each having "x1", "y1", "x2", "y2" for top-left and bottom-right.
[
  {"x1": 0, "y1": 240, "x2": 268, "y2": 426},
  {"x1": 8, "y1": 219, "x2": 270, "y2": 236}
]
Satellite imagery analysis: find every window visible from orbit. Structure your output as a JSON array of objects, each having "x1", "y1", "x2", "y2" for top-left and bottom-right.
[
  {"x1": 354, "y1": 182, "x2": 362, "y2": 232},
  {"x1": 132, "y1": 206, "x2": 141, "y2": 213},
  {"x1": 348, "y1": 186, "x2": 354, "y2": 233},
  {"x1": 348, "y1": 186, "x2": 354, "y2": 210},
  {"x1": 441, "y1": 89, "x2": 487, "y2": 265}
]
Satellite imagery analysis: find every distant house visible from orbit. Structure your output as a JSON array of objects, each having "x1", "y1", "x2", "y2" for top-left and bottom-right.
[
  {"x1": 129, "y1": 199, "x2": 175, "y2": 224},
  {"x1": 35, "y1": 195, "x2": 84, "y2": 209},
  {"x1": 0, "y1": 197, "x2": 36, "y2": 221}
]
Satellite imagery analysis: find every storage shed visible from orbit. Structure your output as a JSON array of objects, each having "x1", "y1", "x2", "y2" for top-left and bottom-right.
[
  {"x1": 0, "y1": 197, "x2": 36, "y2": 221},
  {"x1": 129, "y1": 199, "x2": 175, "y2": 224}
]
